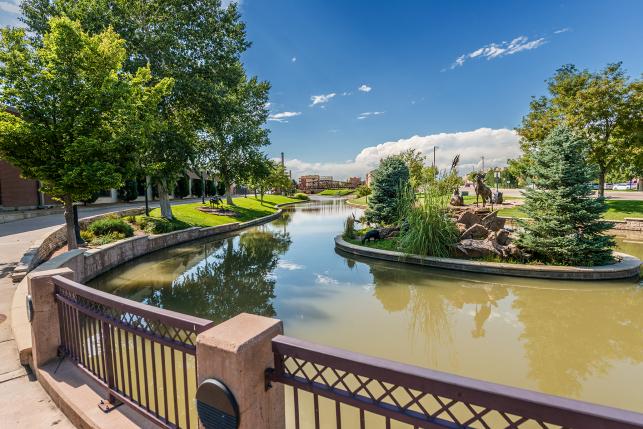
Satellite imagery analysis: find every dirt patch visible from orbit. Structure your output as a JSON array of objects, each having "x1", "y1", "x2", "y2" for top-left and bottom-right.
[{"x1": 195, "y1": 207, "x2": 239, "y2": 217}]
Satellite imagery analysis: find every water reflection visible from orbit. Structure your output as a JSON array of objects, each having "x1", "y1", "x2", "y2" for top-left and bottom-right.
[{"x1": 90, "y1": 198, "x2": 643, "y2": 413}]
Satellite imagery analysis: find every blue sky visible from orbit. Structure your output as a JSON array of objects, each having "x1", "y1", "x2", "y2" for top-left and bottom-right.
[{"x1": 1, "y1": 0, "x2": 642, "y2": 178}]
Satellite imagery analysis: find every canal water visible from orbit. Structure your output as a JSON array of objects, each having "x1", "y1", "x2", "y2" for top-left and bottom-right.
[{"x1": 89, "y1": 198, "x2": 643, "y2": 414}]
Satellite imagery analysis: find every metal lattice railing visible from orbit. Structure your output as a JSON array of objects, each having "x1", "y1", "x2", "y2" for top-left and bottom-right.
[
  {"x1": 269, "y1": 335, "x2": 643, "y2": 429},
  {"x1": 53, "y1": 275, "x2": 214, "y2": 429}
]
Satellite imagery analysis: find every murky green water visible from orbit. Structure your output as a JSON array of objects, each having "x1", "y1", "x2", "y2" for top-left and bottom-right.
[{"x1": 89, "y1": 198, "x2": 643, "y2": 413}]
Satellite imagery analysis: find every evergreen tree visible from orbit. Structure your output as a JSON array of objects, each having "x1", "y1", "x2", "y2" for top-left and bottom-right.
[
  {"x1": 365, "y1": 156, "x2": 410, "y2": 225},
  {"x1": 516, "y1": 126, "x2": 615, "y2": 266}
]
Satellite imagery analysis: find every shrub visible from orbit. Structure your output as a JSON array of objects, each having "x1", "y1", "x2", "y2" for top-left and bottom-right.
[
  {"x1": 91, "y1": 232, "x2": 126, "y2": 246},
  {"x1": 355, "y1": 185, "x2": 371, "y2": 198},
  {"x1": 516, "y1": 126, "x2": 614, "y2": 265},
  {"x1": 87, "y1": 217, "x2": 134, "y2": 237},
  {"x1": 117, "y1": 180, "x2": 139, "y2": 202},
  {"x1": 365, "y1": 156, "x2": 410, "y2": 225},
  {"x1": 136, "y1": 216, "x2": 190, "y2": 234},
  {"x1": 293, "y1": 193, "x2": 310, "y2": 200},
  {"x1": 397, "y1": 184, "x2": 459, "y2": 257}
]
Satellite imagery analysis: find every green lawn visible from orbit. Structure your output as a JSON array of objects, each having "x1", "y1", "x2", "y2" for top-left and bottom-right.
[
  {"x1": 319, "y1": 189, "x2": 354, "y2": 196},
  {"x1": 347, "y1": 196, "x2": 368, "y2": 206},
  {"x1": 498, "y1": 200, "x2": 643, "y2": 221},
  {"x1": 149, "y1": 195, "x2": 300, "y2": 228}
]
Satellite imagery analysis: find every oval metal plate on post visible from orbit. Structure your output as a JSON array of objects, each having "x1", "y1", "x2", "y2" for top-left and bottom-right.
[
  {"x1": 26, "y1": 294, "x2": 34, "y2": 322},
  {"x1": 196, "y1": 378, "x2": 240, "y2": 429}
]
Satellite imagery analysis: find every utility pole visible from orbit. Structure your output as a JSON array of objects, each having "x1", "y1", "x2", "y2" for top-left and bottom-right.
[
  {"x1": 481, "y1": 156, "x2": 485, "y2": 172},
  {"x1": 433, "y1": 146, "x2": 437, "y2": 168},
  {"x1": 281, "y1": 152, "x2": 285, "y2": 168}
]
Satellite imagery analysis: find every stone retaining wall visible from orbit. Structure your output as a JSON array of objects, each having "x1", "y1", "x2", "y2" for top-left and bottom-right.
[
  {"x1": 11, "y1": 207, "x2": 146, "y2": 282},
  {"x1": 335, "y1": 236, "x2": 641, "y2": 281},
  {"x1": 610, "y1": 217, "x2": 643, "y2": 232}
]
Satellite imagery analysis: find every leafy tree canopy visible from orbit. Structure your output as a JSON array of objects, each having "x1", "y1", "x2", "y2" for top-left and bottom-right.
[
  {"x1": 517, "y1": 63, "x2": 642, "y2": 196},
  {"x1": 0, "y1": 16, "x2": 171, "y2": 248}
]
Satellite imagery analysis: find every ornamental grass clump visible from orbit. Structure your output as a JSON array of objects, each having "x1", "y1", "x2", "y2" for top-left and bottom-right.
[
  {"x1": 343, "y1": 215, "x2": 356, "y2": 239},
  {"x1": 397, "y1": 183, "x2": 459, "y2": 258}
]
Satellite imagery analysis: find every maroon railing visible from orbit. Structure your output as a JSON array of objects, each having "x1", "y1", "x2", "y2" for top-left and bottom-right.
[
  {"x1": 53, "y1": 275, "x2": 214, "y2": 429},
  {"x1": 270, "y1": 335, "x2": 643, "y2": 429}
]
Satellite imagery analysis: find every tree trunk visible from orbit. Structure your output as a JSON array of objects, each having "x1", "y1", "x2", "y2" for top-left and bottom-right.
[
  {"x1": 73, "y1": 205, "x2": 85, "y2": 246},
  {"x1": 201, "y1": 172, "x2": 206, "y2": 204},
  {"x1": 226, "y1": 183, "x2": 234, "y2": 205},
  {"x1": 598, "y1": 166, "x2": 606, "y2": 198},
  {"x1": 158, "y1": 178, "x2": 173, "y2": 219},
  {"x1": 64, "y1": 195, "x2": 78, "y2": 250},
  {"x1": 638, "y1": 177, "x2": 643, "y2": 192}
]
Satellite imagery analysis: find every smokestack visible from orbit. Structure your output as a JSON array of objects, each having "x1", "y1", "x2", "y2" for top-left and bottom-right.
[{"x1": 281, "y1": 152, "x2": 285, "y2": 167}]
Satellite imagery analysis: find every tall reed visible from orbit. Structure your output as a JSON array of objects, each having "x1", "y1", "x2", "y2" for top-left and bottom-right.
[{"x1": 397, "y1": 183, "x2": 459, "y2": 257}]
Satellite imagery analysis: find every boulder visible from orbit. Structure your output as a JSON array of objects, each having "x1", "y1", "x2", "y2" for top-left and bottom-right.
[
  {"x1": 454, "y1": 239, "x2": 502, "y2": 258},
  {"x1": 460, "y1": 224, "x2": 490, "y2": 240},
  {"x1": 456, "y1": 211, "x2": 482, "y2": 228},
  {"x1": 501, "y1": 243, "x2": 523, "y2": 260},
  {"x1": 494, "y1": 229, "x2": 511, "y2": 246},
  {"x1": 492, "y1": 191, "x2": 503, "y2": 204},
  {"x1": 378, "y1": 227, "x2": 400, "y2": 239},
  {"x1": 480, "y1": 211, "x2": 506, "y2": 231},
  {"x1": 450, "y1": 192, "x2": 464, "y2": 206},
  {"x1": 456, "y1": 222, "x2": 468, "y2": 235}
]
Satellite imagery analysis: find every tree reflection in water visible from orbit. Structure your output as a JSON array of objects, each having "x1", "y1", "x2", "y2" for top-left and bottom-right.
[{"x1": 143, "y1": 228, "x2": 292, "y2": 323}]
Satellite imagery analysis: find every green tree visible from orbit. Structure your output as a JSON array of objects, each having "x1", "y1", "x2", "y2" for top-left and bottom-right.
[
  {"x1": 206, "y1": 76, "x2": 271, "y2": 204},
  {"x1": 0, "y1": 17, "x2": 170, "y2": 249},
  {"x1": 117, "y1": 180, "x2": 139, "y2": 202},
  {"x1": 365, "y1": 156, "x2": 410, "y2": 225},
  {"x1": 22, "y1": 0, "x2": 260, "y2": 217},
  {"x1": 399, "y1": 148, "x2": 426, "y2": 191},
  {"x1": 517, "y1": 63, "x2": 641, "y2": 196},
  {"x1": 355, "y1": 184, "x2": 371, "y2": 198},
  {"x1": 516, "y1": 127, "x2": 614, "y2": 266}
]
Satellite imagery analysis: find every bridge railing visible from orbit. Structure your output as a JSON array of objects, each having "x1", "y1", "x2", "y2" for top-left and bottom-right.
[
  {"x1": 53, "y1": 275, "x2": 214, "y2": 429},
  {"x1": 269, "y1": 335, "x2": 643, "y2": 429}
]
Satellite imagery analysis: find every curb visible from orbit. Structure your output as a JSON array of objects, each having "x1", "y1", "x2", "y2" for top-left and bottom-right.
[{"x1": 335, "y1": 235, "x2": 640, "y2": 280}]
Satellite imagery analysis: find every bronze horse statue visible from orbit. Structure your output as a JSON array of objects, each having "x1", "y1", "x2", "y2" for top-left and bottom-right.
[{"x1": 474, "y1": 173, "x2": 493, "y2": 208}]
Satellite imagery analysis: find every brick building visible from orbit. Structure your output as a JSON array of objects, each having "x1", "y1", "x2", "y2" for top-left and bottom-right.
[{"x1": 0, "y1": 160, "x2": 55, "y2": 210}]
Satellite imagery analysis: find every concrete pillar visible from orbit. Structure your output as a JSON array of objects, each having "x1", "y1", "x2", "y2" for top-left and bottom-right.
[
  {"x1": 188, "y1": 178, "x2": 193, "y2": 197},
  {"x1": 109, "y1": 188, "x2": 118, "y2": 202},
  {"x1": 146, "y1": 176, "x2": 153, "y2": 201},
  {"x1": 196, "y1": 313, "x2": 285, "y2": 429},
  {"x1": 27, "y1": 268, "x2": 75, "y2": 369}
]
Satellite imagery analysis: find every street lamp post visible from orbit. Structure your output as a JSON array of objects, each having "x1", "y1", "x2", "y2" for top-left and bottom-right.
[{"x1": 494, "y1": 168, "x2": 500, "y2": 193}]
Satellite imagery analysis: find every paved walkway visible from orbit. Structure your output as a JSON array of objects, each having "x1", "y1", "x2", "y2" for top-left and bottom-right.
[{"x1": 0, "y1": 198, "x2": 201, "y2": 428}]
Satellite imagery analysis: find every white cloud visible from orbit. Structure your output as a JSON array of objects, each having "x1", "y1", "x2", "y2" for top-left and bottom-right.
[
  {"x1": 554, "y1": 27, "x2": 570, "y2": 34},
  {"x1": 358, "y1": 84, "x2": 372, "y2": 93},
  {"x1": 285, "y1": 128, "x2": 520, "y2": 179},
  {"x1": 448, "y1": 35, "x2": 546, "y2": 69},
  {"x1": 310, "y1": 93, "x2": 336, "y2": 107},
  {"x1": 0, "y1": 1, "x2": 20, "y2": 14},
  {"x1": 268, "y1": 111, "x2": 301, "y2": 123},
  {"x1": 357, "y1": 111, "x2": 384, "y2": 120},
  {"x1": 291, "y1": 57, "x2": 297, "y2": 62}
]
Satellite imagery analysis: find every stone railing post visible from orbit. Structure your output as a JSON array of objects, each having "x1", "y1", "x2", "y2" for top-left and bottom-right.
[
  {"x1": 196, "y1": 313, "x2": 285, "y2": 429},
  {"x1": 27, "y1": 267, "x2": 75, "y2": 369}
]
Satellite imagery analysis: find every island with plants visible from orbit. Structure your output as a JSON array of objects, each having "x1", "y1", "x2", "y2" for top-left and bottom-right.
[{"x1": 337, "y1": 127, "x2": 641, "y2": 280}]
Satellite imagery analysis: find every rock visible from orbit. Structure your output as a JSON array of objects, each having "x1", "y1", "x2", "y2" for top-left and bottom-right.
[
  {"x1": 492, "y1": 191, "x2": 503, "y2": 204},
  {"x1": 460, "y1": 224, "x2": 490, "y2": 240},
  {"x1": 457, "y1": 211, "x2": 482, "y2": 228},
  {"x1": 455, "y1": 239, "x2": 502, "y2": 258},
  {"x1": 450, "y1": 191, "x2": 464, "y2": 206},
  {"x1": 378, "y1": 227, "x2": 400, "y2": 239},
  {"x1": 480, "y1": 211, "x2": 506, "y2": 231},
  {"x1": 456, "y1": 222, "x2": 468, "y2": 234},
  {"x1": 501, "y1": 243, "x2": 523, "y2": 260},
  {"x1": 495, "y1": 229, "x2": 511, "y2": 246}
]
